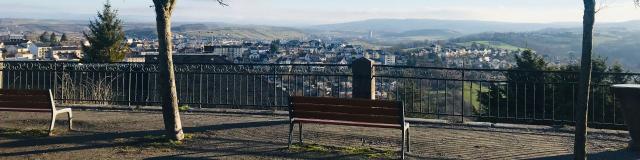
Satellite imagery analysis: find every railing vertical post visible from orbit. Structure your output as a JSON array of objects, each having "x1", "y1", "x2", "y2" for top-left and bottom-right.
[
  {"x1": 461, "y1": 69, "x2": 465, "y2": 123},
  {"x1": 53, "y1": 62, "x2": 57, "y2": 100},
  {"x1": 199, "y1": 64, "x2": 203, "y2": 108},
  {"x1": 0, "y1": 57, "x2": 4, "y2": 89},
  {"x1": 351, "y1": 58, "x2": 375, "y2": 100},
  {"x1": 61, "y1": 63, "x2": 65, "y2": 104},
  {"x1": 273, "y1": 65, "x2": 278, "y2": 106},
  {"x1": 128, "y1": 65, "x2": 132, "y2": 107}
]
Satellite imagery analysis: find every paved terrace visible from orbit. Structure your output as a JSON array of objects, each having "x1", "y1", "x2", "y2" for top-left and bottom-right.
[{"x1": 0, "y1": 109, "x2": 638, "y2": 160}]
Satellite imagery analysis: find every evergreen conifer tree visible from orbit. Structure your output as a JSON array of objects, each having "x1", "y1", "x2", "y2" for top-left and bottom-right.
[
  {"x1": 82, "y1": 0, "x2": 129, "y2": 63},
  {"x1": 50, "y1": 33, "x2": 58, "y2": 45},
  {"x1": 39, "y1": 31, "x2": 49, "y2": 42},
  {"x1": 60, "y1": 33, "x2": 69, "y2": 42}
]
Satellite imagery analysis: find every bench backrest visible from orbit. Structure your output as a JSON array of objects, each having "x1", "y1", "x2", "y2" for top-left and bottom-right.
[
  {"x1": 289, "y1": 96, "x2": 404, "y2": 125},
  {"x1": 0, "y1": 89, "x2": 54, "y2": 111}
]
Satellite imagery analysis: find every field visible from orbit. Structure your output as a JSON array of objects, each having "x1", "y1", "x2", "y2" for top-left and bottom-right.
[
  {"x1": 457, "y1": 41, "x2": 525, "y2": 50},
  {"x1": 462, "y1": 82, "x2": 489, "y2": 113}
]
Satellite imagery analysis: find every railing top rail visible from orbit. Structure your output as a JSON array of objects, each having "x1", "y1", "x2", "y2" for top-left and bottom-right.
[
  {"x1": 0, "y1": 61, "x2": 350, "y2": 67},
  {"x1": 374, "y1": 64, "x2": 640, "y2": 76}
]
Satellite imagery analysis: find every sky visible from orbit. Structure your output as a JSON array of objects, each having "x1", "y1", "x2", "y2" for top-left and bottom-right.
[{"x1": 0, "y1": 0, "x2": 639, "y2": 26}]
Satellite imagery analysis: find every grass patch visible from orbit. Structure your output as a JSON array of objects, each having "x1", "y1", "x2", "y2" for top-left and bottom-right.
[
  {"x1": 462, "y1": 82, "x2": 489, "y2": 113},
  {"x1": 342, "y1": 146, "x2": 395, "y2": 158},
  {"x1": 290, "y1": 143, "x2": 330, "y2": 153},
  {"x1": 114, "y1": 146, "x2": 142, "y2": 154},
  {"x1": 0, "y1": 128, "x2": 51, "y2": 137},
  {"x1": 457, "y1": 41, "x2": 524, "y2": 50},
  {"x1": 406, "y1": 113, "x2": 437, "y2": 119},
  {"x1": 178, "y1": 105, "x2": 191, "y2": 112},
  {"x1": 290, "y1": 143, "x2": 396, "y2": 159}
]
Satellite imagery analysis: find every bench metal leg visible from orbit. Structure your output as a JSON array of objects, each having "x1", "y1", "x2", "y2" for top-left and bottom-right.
[
  {"x1": 407, "y1": 128, "x2": 411, "y2": 153},
  {"x1": 401, "y1": 129, "x2": 406, "y2": 160},
  {"x1": 67, "y1": 111, "x2": 73, "y2": 130},
  {"x1": 49, "y1": 112, "x2": 56, "y2": 136},
  {"x1": 288, "y1": 121, "x2": 294, "y2": 149},
  {"x1": 298, "y1": 122, "x2": 303, "y2": 144}
]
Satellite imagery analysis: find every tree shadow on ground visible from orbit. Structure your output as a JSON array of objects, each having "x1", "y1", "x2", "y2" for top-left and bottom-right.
[
  {"x1": 0, "y1": 120, "x2": 286, "y2": 156},
  {"x1": 0, "y1": 120, "x2": 399, "y2": 159},
  {"x1": 528, "y1": 149, "x2": 639, "y2": 160}
]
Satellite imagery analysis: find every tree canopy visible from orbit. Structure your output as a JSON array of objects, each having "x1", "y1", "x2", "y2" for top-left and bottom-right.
[
  {"x1": 82, "y1": 0, "x2": 129, "y2": 63},
  {"x1": 514, "y1": 49, "x2": 546, "y2": 71}
]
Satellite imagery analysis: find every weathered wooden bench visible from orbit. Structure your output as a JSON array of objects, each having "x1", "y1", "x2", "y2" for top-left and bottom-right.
[
  {"x1": 288, "y1": 96, "x2": 410, "y2": 159},
  {"x1": 0, "y1": 89, "x2": 72, "y2": 135}
]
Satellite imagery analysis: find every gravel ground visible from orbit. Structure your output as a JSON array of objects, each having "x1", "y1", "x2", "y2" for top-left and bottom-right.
[{"x1": 0, "y1": 109, "x2": 637, "y2": 160}]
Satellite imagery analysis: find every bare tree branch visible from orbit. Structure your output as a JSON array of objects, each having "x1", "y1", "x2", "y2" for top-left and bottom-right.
[
  {"x1": 216, "y1": 0, "x2": 229, "y2": 6},
  {"x1": 595, "y1": 0, "x2": 608, "y2": 14}
]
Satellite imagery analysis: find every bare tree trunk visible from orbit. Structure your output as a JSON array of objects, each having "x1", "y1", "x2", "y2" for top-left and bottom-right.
[
  {"x1": 574, "y1": 0, "x2": 595, "y2": 159},
  {"x1": 153, "y1": 0, "x2": 184, "y2": 141}
]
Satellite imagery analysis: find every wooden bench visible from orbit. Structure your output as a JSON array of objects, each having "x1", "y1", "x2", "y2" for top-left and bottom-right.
[
  {"x1": 288, "y1": 96, "x2": 410, "y2": 159},
  {"x1": 0, "y1": 89, "x2": 72, "y2": 135}
]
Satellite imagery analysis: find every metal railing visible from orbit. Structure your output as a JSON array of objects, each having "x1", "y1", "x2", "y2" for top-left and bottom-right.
[
  {"x1": 375, "y1": 65, "x2": 640, "y2": 128},
  {"x1": 1, "y1": 61, "x2": 638, "y2": 129},
  {"x1": 0, "y1": 61, "x2": 352, "y2": 110}
]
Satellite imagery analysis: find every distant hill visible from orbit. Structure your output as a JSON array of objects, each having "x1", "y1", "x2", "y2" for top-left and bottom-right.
[
  {"x1": 378, "y1": 29, "x2": 461, "y2": 40},
  {"x1": 308, "y1": 19, "x2": 579, "y2": 34},
  {"x1": 178, "y1": 25, "x2": 309, "y2": 41},
  {"x1": 452, "y1": 28, "x2": 640, "y2": 71},
  {"x1": 308, "y1": 18, "x2": 640, "y2": 35},
  {"x1": 0, "y1": 18, "x2": 86, "y2": 33},
  {"x1": 0, "y1": 18, "x2": 310, "y2": 41}
]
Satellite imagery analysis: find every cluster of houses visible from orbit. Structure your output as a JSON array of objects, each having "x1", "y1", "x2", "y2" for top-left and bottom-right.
[
  {"x1": 0, "y1": 32, "x2": 525, "y2": 71},
  {"x1": 125, "y1": 38, "x2": 404, "y2": 65},
  {"x1": 0, "y1": 33, "x2": 84, "y2": 61},
  {"x1": 409, "y1": 44, "x2": 519, "y2": 69}
]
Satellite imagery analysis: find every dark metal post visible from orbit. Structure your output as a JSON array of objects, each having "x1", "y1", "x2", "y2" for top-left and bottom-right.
[
  {"x1": 461, "y1": 60, "x2": 465, "y2": 123},
  {"x1": 352, "y1": 58, "x2": 375, "y2": 99},
  {"x1": 0, "y1": 56, "x2": 4, "y2": 89},
  {"x1": 611, "y1": 84, "x2": 640, "y2": 153},
  {"x1": 199, "y1": 65, "x2": 203, "y2": 108},
  {"x1": 128, "y1": 65, "x2": 132, "y2": 107}
]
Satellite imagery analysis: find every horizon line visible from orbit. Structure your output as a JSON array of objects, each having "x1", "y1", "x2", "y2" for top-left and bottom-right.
[{"x1": 0, "y1": 17, "x2": 638, "y2": 28}]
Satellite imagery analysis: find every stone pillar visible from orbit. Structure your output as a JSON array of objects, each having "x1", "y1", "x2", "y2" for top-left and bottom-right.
[
  {"x1": 352, "y1": 58, "x2": 375, "y2": 99},
  {"x1": 612, "y1": 84, "x2": 640, "y2": 153}
]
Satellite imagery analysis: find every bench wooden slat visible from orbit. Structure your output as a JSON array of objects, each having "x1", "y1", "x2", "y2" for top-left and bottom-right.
[
  {"x1": 0, "y1": 101, "x2": 51, "y2": 109},
  {"x1": 0, "y1": 89, "x2": 49, "y2": 95},
  {"x1": 0, "y1": 95, "x2": 50, "y2": 102},
  {"x1": 290, "y1": 96, "x2": 398, "y2": 109},
  {"x1": 293, "y1": 118, "x2": 403, "y2": 129},
  {"x1": 293, "y1": 103, "x2": 400, "y2": 116},
  {"x1": 293, "y1": 111, "x2": 401, "y2": 124},
  {"x1": 0, "y1": 107, "x2": 51, "y2": 112}
]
